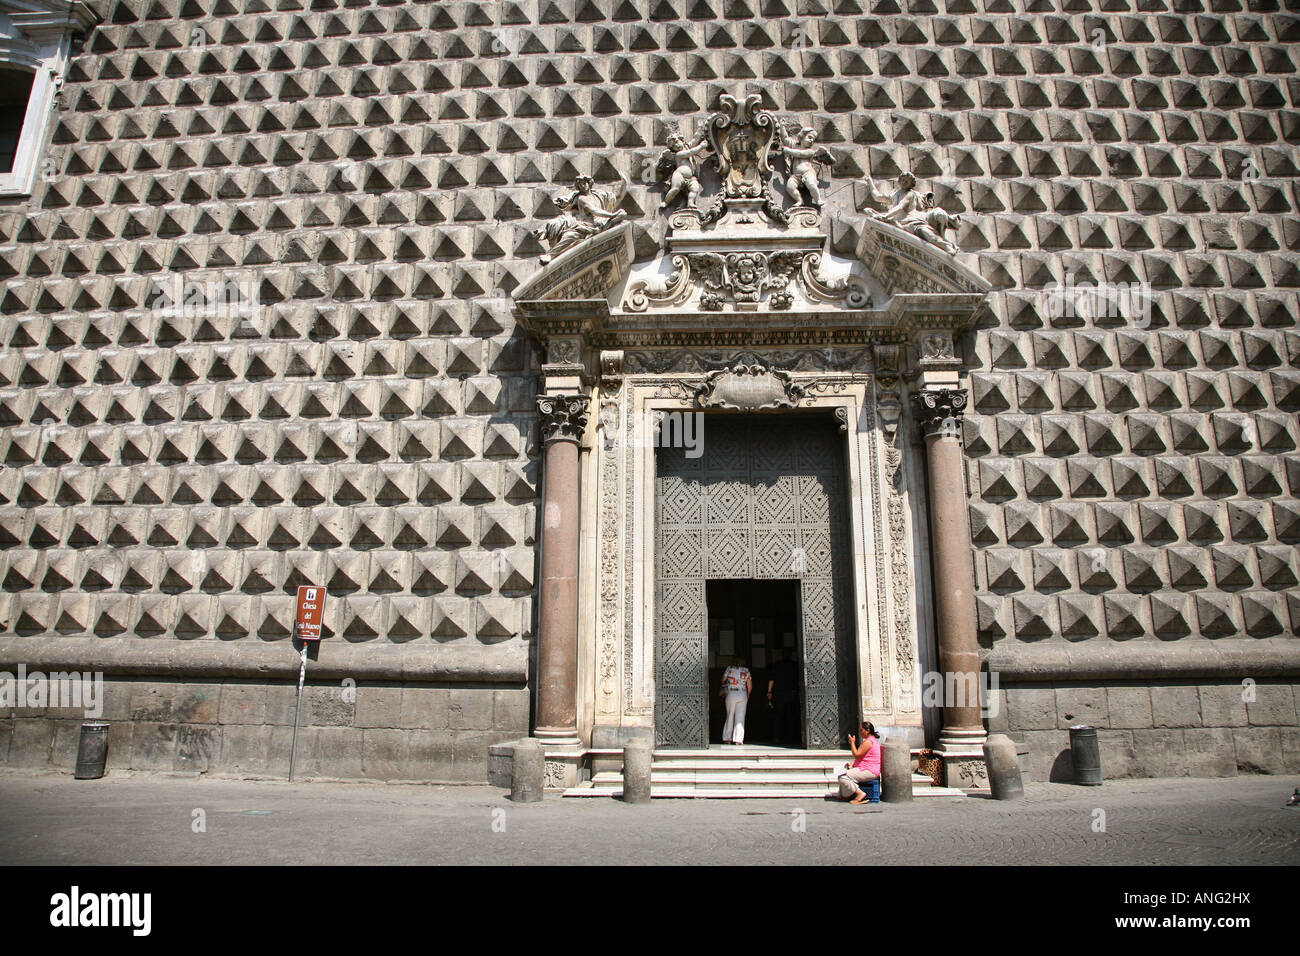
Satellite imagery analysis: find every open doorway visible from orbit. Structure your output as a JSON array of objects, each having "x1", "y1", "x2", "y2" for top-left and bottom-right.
[{"x1": 706, "y1": 579, "x2": 802, "y2": 747}]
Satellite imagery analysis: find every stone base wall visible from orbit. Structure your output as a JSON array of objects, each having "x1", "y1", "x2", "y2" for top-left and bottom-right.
[
  {"x1": 995, "y1": 679, "x2": 1300, "y2": 782},
  {"x1": 2, "y1": 676, "x2": 527, "y2": 782},
  {"x1": 0, "y1": 636, "x2": 530, "y2": 781}
]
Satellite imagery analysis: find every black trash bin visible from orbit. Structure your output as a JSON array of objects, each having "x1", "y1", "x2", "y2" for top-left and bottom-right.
[
  {"x1": 74, "y1": 722, "x2": 110, "y2": 779},
  {"x1": 1069, "y1": 724, "x2": 1102, "y2": 786}
]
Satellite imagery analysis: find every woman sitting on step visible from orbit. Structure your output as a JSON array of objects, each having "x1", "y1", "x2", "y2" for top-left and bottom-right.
[{"x1": 838, "y1": 721, "x2": 882, "y2": 805}]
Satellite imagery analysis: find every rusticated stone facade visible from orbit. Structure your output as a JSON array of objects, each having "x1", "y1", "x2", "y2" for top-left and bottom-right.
[{"x1": 0, "y1": 0, "x2": 1297, "y2": 782}]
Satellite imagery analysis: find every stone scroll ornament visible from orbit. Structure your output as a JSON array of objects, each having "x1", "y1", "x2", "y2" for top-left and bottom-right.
[
  {"x1": 914, "y1": 387, "x2": 968, "y2": 439},
  {"x1": 800, "y1": 251, "x2": 870, "y2": 308},
  {"x1": 537, "y1": 394, "x2": 591, "y2": 443},
  {"x1": 624, "y1": 254, "x2": 693, "y2": 312}
]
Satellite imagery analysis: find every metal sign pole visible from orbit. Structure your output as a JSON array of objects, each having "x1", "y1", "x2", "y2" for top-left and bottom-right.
[{"x1": 289, "y1": 643, "x2": 307, "y2": 782}]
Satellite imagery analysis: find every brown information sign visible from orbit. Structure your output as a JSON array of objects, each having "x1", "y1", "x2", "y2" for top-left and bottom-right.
[{"x1": 294, "y1": 586, "x2": 325, "y2": 641}]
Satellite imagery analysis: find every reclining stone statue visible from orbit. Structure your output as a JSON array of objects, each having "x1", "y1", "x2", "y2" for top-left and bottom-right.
[
  {"x1": 535, "y1": 175, "x2": 628, "y2": 263},
  {"x1": 860, "y1": 172, "x2": 964, "y2": 256}
]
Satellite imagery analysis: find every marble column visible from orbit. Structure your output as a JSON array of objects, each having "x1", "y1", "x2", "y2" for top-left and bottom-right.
[
  {"x1": 915, "y1": 387, "x2": 987, "y2": 758},
  {"x1": 533, "y1": 394, "x2": 589, "y2": 742}
]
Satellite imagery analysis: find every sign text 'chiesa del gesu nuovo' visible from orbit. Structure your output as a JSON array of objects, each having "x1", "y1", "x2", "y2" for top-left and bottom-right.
[{"x1": 0, "y1": 0, "x2": 1296, "y2": 793}]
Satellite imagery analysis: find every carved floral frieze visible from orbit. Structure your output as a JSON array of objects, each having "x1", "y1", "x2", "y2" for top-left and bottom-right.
[{"x1": 623, "y1": 348, "x2": 873, "y2": 375}]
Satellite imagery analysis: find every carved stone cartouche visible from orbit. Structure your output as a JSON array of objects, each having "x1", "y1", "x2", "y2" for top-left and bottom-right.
[{"x1": 694, "y1": 361, "x2": 806, "y2": 411}]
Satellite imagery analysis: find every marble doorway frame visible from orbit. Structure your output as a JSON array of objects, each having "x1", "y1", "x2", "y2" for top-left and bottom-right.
[{"x1": 582, "y1": 362, "x2": 930, "y2": 754}]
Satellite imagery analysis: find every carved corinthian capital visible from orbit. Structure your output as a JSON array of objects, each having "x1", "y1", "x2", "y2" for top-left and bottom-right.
[
  {"x1": 537, "y1": 394, "x2": 591, "y2": 444},
  {"x1": 915, "y1": 387, "x2": 968, "y2": 439}
]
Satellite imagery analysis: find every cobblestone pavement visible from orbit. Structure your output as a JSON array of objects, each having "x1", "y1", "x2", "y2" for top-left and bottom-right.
[{"x1": 1, "y1": 771, "x2": 1297, "y2": 866}]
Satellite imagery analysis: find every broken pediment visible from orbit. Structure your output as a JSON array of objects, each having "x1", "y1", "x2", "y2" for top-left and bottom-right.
[{"x1": 617, "y1": 207, "x2": 989, "y2": 317}]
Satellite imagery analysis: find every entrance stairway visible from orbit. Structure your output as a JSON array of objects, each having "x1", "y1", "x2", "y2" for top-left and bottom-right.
[{"x1": 563, "y1": 746, "x2": 967, "y2": 798}]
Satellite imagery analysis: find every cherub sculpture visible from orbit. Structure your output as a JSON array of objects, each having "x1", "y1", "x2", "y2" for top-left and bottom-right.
[
  {"x1": 657, "y1": 128, "x2": 711, "y2": 211},
  {"x1": 535, "y1": 175, "x2": 628, "y2": 263},
  {"x1": 777, "y1": 125, "x2": 835, "y2": 208},
  {"x1": 860, "y1": 172, "x2": 963, "y2": 255},
  {"x1": 690, "y1": 250, "x2": 800, "y2": 308}
]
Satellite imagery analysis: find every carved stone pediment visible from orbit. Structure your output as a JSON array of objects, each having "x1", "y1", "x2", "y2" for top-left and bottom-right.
[
  {"x1": 858, "y1": 215, "x2": 990, "y2": 298},
  {"x1": 694, "y1": 361, "x2": 805, "y2": 411},
  {"x1": 514, "y1": 222, "x2": 633, "y2": 304}
]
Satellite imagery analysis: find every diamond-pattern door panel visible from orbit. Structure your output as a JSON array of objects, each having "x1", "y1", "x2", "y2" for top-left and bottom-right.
[
  {"x1": 657, "y1": 632, "x2": 708, "y2": 689},
  {"x1": 657, "y1": 580, "x2": 705, "y2": 635},
  {"x1": 655, "y1": 415, "x2": 854, "y2": 749},
  {"x1": 804, "y1": 628, "x2": 843, "y2": 750},
  {"x1": 754, "y1": 528, "x2": 798, "y2": 579}
]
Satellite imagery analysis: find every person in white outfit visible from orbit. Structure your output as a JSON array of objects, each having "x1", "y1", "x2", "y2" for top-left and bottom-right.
[{"x1": 719, "y1": 658, "x2": 753, "y2": 745}]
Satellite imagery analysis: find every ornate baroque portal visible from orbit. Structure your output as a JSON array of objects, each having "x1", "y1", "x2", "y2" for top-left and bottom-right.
[{"x1": 514, "y1": 94, "x2": 992, "y2": 782}]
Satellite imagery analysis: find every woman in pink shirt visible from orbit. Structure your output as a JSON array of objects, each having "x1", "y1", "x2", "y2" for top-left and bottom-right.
[{"x1": 838, "y1": 721, "x2": 882, "y2": 804}]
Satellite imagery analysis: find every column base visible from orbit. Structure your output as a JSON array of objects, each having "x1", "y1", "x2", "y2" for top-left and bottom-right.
[
  {"x1": 534, "y1": 727, "x2": 581, "y2": 746},
  {"x1": 936, "y1": 748, "x2": 990, "y2": 792},
  {"x1": 534, "y1": 732, "x2": 583, "y2": 790},
  {"x1": 933, "y1": 726, "x2": 989, "y2": 752}
]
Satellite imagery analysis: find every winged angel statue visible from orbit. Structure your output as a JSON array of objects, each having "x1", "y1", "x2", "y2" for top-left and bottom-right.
[
  {"x1": 655, "y1": 128, "x2": 711, "y2": 211},
  {"x1": 775, "y1": 123, "x2": 835, "y2": 208}
]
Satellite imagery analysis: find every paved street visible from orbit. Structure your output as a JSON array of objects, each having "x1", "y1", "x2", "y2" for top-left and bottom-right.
[{"x1": 1, "y1": 771, "x2": 1297, "y2": 866}]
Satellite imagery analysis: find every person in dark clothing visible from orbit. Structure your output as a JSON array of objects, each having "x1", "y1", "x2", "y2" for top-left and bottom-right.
[{"x1": 766, "y1": 648, "x2": 799, "y2": 747}]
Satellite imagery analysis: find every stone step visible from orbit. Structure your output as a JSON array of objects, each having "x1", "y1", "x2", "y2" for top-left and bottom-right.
[
  {"x1": 650, "y1": 762, "x2": 867, "y2": 774},
  {"x1": 570, "y1": 765, "x2": 963, "y2": 798},
  {"x1": 565, "y1": 781, "x2": 967, "y2": 799},
  {"x1": 650, "y1": 749, "x2": 852, "y2": 760},
  {"x1": 592, "y1": 770, "x2": 937, "y2": 784},
  {"x1": 564, "y1": 746, "x2": 960, "y2": 798}
]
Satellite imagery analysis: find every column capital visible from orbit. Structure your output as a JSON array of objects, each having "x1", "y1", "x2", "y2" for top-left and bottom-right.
[
  {"x1": 537, "y1": 393, "x2": 590, "y2": 444},
  {"x1": 914, "y1": 387, "x2": 968, "y2": 439}
]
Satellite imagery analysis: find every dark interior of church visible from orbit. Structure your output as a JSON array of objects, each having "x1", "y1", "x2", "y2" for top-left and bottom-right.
[{"x1": 706, "y1": 578, "x2": 802, "y2": 748}]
